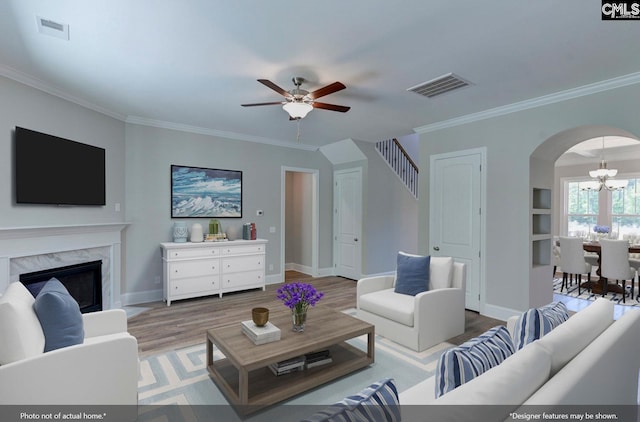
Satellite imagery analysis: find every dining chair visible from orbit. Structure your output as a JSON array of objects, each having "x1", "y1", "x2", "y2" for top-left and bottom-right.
[
  {"x1": 623, "y1": 235, "x2": 640, "y2": 297},
  {"x1": 600, "y1": 239, "x2": 635, "y2": 303},
  {"x1": 558, "y1": 237, "x2": 592, "y2": 295},
  {"x1": 552, "y1": 243, "x2": 561, "y2": 278}
]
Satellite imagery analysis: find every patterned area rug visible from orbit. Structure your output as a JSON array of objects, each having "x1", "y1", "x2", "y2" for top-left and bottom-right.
[
  {"x1": 137, "y1": 309, "x2": 451, "y2": 421},
  {"x1": 552, "y1": 276, "x2": 640, "y2": 307}
]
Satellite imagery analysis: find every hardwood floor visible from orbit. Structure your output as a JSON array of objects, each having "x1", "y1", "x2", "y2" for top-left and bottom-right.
[{"x1": 127, "y1": 271, "x2": 503, "y2": 357}]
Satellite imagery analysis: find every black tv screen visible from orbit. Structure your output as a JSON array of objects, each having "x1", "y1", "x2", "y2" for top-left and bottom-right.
[{"x1": 15, "y1": 127, "x2": 106, "y2": 206}]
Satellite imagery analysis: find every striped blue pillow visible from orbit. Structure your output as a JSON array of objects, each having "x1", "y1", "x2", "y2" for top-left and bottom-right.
[
  {"x1": 301, "y1": 378, "x2": 400, "y2": 422},
  {"x1": 435, "y1": 325, "x2": 515, "y2": 398},
  {"x1": 513, "y1": 301, "x2": 569, "y2": 350}
]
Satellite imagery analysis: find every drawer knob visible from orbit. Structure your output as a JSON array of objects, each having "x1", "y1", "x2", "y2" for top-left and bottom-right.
[
  {"x1": 175, "y1": 270, "x2": 178, "y2": 273},
  {"x1": 175, "y1": 286, "x2": 178, "y2": 290}
]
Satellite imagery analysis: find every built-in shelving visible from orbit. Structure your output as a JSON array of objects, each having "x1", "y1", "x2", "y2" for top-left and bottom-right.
[{"x1": 531, "y1": 188, "x2": 552, "y2": 267}]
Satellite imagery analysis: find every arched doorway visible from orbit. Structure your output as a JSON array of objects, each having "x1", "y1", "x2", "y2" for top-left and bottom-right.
[{"x1": 529, "y1": 125, "x2": 640, "y2": 307}]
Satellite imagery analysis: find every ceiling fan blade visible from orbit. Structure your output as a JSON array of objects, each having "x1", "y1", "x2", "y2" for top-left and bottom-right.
[
  {"x1": 241, "y1": 101, "x2": 284, "y2": 107},
  {"x1": 308, "y1": 82, "x2": 346, "y2": 100},
  {"x1": 257, "y1": 79, "x2": 291, "y2": 98},
  {"x1": 312, "y1": 102, "x2": 350, "y2": 113}
]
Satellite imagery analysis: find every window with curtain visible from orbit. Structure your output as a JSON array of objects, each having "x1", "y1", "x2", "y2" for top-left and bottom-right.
[{"x1": 566, "y1": 180, "x2": 598, "y2": 237}]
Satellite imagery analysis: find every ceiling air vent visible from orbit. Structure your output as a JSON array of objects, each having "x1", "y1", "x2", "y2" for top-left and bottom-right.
[
  {"x1": 407, "y1": 73, "x2": 471, "y2": 98},
  {"x1": 36, "y1": 16, "x2": 70, "y2": 40}
]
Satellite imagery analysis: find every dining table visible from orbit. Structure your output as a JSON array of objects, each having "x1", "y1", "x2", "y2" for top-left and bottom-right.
[{"x1": 580, "y1": 241, "x2": 640, "y2": 295}]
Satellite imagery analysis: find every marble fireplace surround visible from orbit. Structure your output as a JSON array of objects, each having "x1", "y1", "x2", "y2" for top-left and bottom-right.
[{"x1": 0, "y1": 223, "x2": 128, "y2": 309}]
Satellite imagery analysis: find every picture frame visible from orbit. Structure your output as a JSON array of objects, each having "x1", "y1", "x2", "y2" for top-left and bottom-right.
[{"x1": 171, "y1": 165, "x2": 242, "y2": 218}]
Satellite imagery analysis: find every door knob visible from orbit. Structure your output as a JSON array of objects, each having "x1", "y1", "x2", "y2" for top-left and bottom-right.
[
  {"x1": 433, "y1": 246, "x2": 440, "y2": 251},
  {"x1": 354, "y1": 238, "x2": 359, "y2": 242}
]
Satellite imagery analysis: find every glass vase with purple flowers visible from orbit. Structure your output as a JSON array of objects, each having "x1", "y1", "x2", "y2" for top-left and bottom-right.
[{"x1": 276, "y1": 282, "x2": 324, "y2": 332}]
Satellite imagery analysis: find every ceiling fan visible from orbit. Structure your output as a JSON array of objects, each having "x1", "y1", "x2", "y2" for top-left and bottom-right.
[{"x1": 241, "y1": 77, "x2": 350, "y2": 120}]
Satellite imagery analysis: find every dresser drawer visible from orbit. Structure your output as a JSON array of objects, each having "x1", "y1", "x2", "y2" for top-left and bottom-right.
[
  {"x1": 166, "y1": 247, "x2": 220, "y2": 260},
  {"x1": 169, "y1": 259, "x2": 220, "y2": 279},
  {"x1": 221, "y1": 270, "x2": 264, "y2": 291},
  {"x1": 171, "y1": 276, "x2": 219, "y2": 296},
  {"x1": 221, "y1": 244, "x2": 265, "y2": 255},
  {"x1": 222, "y1": 255, "x2": 264, "y2": 273}
]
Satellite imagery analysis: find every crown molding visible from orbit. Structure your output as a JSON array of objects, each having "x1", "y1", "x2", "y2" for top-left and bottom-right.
[
  {"x1": 414, "y1": 71, "x2": 640, "y2": 134},
  {"x1": 124, "y1": 116, "x2": 318, "y2": 151},
  {"x1": 0, "y1": 64, "x2": 127, "y2": 121},
  {"x1": 0, "y1": 65, "x2": 318, "y2": 151}
]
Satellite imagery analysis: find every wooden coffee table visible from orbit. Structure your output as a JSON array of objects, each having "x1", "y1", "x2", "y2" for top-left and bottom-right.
[{"x1": 206, "y1": 305, "x2": 375, "y2": 415}]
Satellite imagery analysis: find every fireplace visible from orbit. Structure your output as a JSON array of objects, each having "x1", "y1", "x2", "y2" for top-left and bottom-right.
[{"x1": 20, "y1": 260, "x2": 103, "y2": 313}]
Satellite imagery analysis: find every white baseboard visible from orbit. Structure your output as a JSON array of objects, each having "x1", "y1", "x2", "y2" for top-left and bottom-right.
[
  {"x1": 284, "y1": 263, "x2": 337, "y2": 278},
  {"x1": 121, "y1": 288, "x2": 163, "y2": 307},
  {"x1": 266, "y1": 273, "x2": 282, "y2": 285},
  {"x1": 285, "y1": 262, "x2": 313, "y2": 274},
  {"x1": 481, "y1": 302, "x2": 521, "y2": 322}
]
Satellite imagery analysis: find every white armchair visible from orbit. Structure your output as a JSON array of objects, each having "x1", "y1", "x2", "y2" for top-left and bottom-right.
[
  {"x1": 0, "y1": 282, "x2": 139, "y2": 407},
  {"x1": 356, "y1": 259, "x2": 466, "y2": 352}
]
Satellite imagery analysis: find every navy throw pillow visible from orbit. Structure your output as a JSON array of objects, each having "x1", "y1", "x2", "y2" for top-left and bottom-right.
[
  {"x1": 394, "y1": 252, "x2": 430, "y2": 296},
  {"x1": 33, "y1": 278, "x2": 84, "y2": 352}
]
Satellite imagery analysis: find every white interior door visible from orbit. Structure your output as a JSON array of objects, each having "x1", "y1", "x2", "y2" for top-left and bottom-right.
[
  {"x1": 430, "y1": 149, "x2": 484, "y2": 311},
  {"x1": 333, "y1": 168, "x2": 362, "y2": 280}
]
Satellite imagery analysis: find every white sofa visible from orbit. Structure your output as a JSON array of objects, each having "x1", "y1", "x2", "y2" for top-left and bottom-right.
[
  {"x1": 399, "y1": 298, "x2": 640, "y2": 421},
  {"x1": 356, "y1": 259, "x2": 466, "y2": 352},
  {"x1": 0, "y1": 281, "x2": 139, "y2": 406}
]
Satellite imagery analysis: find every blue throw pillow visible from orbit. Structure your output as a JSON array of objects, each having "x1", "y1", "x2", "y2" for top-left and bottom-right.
[
  {"x1": 513, "y1": 301, "x2": 569, "y2": 350},
  {"x1": 301, "y1": 378, "x2": 400, "y2": 422},
  {"x1": 394, "y1": 252, "x2": 430, "y2": 296},
  {"x1": 33, "y1": 278, "x2": 84, "y2": 352},
  {"x1": 435, "y1": 325, "x2": 515, "y2": 398}
]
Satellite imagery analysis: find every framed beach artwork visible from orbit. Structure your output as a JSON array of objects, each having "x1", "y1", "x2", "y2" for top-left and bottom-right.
[{"x1": 171, "y1": 165, "x2": 242, "y2": 218}]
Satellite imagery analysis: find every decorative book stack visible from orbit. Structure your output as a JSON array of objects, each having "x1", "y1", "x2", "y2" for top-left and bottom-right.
[
  {"x1": 305, "y1": 349, "x2": 332, "y2": 369},
  {"x1": 241, "y1": 320, "x2": 281, "y2": 345},
  {"x1": 268, "y1": 356, "x2": 306, "y2": 376}
]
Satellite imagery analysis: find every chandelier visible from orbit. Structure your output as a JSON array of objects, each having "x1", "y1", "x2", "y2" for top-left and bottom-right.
[{"x1": 580, "y1": 137, "x2": 628, "y2": 191}]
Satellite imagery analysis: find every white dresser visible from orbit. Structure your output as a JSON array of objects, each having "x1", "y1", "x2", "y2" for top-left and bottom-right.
[{"x1": 160, "y1": 239, "x2": 267, "y2": 306}]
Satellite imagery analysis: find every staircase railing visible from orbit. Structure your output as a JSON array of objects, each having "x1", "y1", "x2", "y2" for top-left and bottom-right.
[{"x1": 375, "y1": 138, "x2": 418, "y2": 198}]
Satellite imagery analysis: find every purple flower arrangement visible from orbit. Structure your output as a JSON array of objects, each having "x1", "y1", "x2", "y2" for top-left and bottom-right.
[
  {"x1": 276, "y1": 282, "x2": 324, "y2": 314},
  {"x1": 593, "y1": 225, "x2": 610, "y2": 234}
]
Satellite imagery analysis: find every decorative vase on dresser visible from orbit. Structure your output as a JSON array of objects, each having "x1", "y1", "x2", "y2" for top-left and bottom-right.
[
  {"x1": 160, "y1": 239, "x2": 267, "y2": 306},
  {"x1": 172, "y1": 221, "x2": 188, "y2": 243}
]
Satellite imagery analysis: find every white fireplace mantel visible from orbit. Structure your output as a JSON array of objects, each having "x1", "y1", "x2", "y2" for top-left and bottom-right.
[{"x1": 0, "y1": 223, "x2": 130, "y2": 309}]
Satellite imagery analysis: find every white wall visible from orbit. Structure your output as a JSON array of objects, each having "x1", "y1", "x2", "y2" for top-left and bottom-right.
[{"x1": 418, "y1": 83, "x2": 640, "y2": 317}]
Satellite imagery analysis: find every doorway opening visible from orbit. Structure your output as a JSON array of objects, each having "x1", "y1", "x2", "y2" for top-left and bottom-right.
[{"x1": 281, "y1": 167, "x2": 319, "y2": 279}]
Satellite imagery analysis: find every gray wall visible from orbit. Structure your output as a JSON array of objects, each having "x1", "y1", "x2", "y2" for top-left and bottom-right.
[
  {"x1": 0, "y1": 74, "x2": 421, "y2": 305},
  {"x1": 333, "y1": 140, "x2": 418, "y2": 276},
  {"x1": 418, "y1": 83, "x2": 640, "y2": 317},
  {"x1": 123, "y1": 123, "x2": 335, "y2": 301},
  {"x1": 0, "y1": 76, "x2": 126, "y2": 226}
]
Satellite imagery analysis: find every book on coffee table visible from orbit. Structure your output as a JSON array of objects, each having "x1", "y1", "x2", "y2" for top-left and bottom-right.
[
  {"x1": 305, "y1": 349, "x2": 332, "y2": 369},
  {"x1": 241, "y1": 320, "x2": 281, "y2": 345}
]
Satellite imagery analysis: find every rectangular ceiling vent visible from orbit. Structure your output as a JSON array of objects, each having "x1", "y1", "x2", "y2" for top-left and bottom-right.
[
  {"x1": 407, "y1": 73, "x2": 471, "y2": 98},
  {"x1": 36, "y1": 16, "x2": 70, "y2": 40}
]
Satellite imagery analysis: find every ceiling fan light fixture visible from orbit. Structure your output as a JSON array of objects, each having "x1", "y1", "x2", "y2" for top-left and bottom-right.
[{"x1": 283, "y1": 102, "x2": 313, "y2": 119}]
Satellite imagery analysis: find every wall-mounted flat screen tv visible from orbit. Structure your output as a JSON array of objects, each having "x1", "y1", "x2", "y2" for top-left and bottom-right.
[{"x1": 15, "y1": 127, "x2": 106, "y2": 206}]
